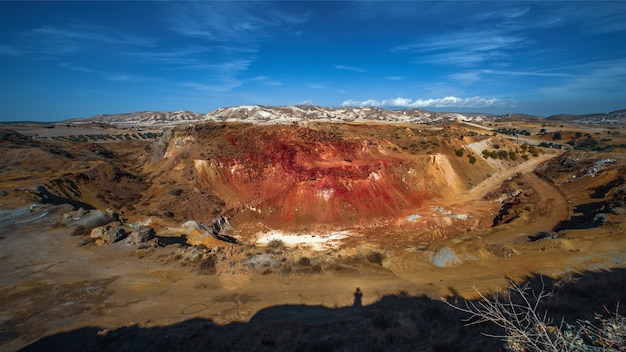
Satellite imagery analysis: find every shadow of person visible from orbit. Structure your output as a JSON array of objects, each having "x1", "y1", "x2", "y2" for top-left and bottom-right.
[{"x1": 353, "y1": 287, "x2": 363, "y2": 307}]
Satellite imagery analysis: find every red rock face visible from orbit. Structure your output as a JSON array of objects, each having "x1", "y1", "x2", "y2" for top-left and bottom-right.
[{"x1": 194, "y1": 127, "x2": 433, "y2": 231}]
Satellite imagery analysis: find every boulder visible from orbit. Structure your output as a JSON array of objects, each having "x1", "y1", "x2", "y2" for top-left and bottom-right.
[
  {"x1": 429, "y1": 247, "x2": 461, "y2": 267},
  {"x1": 60, "y1": 208, "x2": 116, "y2": 229},
  {"x1": 90, "y1": 225, "x2": 127, "y2": 244},
  {"x1": 179, "y1": 220, "x2": 230, "y2": 247},
  {"x1": 180, "y1": 220, "x2": 214, "y2": 247},
  {"x1": 245, "y1": 254, "x2": 281, "y2": 272},
  {"x1": 127, "y1": 226, "x2": 155, "y2": 244},
  {"x1": 156, "y1": 219, "x2": 236, "y2": 248}
]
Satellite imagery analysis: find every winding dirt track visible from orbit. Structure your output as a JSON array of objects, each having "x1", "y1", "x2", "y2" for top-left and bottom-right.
[
  {"x1": 464, "y1": 150, "x2": 563, "y2": 201},
  {"x1": 468, "y1": 150, "x2": 570, "y2": 241}
]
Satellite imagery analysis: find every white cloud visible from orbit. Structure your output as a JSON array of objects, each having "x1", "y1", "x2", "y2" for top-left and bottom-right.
[
  {"x1": 58, "y1": 62, "x2": 159, "y2": 83},
  {"x1": 299, "y1": 99, "x2": 313, "y2": 105},
  {"x1": 18, "y1": 21, "x2": 154, "y2": 56},
  {"x1": 538, "y1": 59, "x2": 626, "y2": 97},
  {"x1": 392, "y1": 29, "x2": 526, "y2": 67},
  {"x1": 185, "y1": 78, "x2": 242, "y2": 93},
  {"x1": 447, "y1": 72, "x2": 481, "y2": 84},
  {"x1": 334, "y1": 64, "x2": 366, "y2": 73},
  {"x1": 250, "y1": 75, "x2": 283, "y2": 86},
  {"x1": 59, "y1": 62, "x2": 98, "y2": 73},
  {"x1": 342, "y1": 96, "x2": 506, "y2": 109},
  {"x1": 168, "y1": 2, "x2": 309, "y2": 43},
  {"x1": 481, "y1": 69, "x2": 573, "y2": 78},
  {"x1": 385, "y1": 76, "x2": 404, "y2": 81}
]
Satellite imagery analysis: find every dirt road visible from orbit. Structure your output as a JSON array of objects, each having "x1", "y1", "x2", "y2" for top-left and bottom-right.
[{"x1": 464, "y1": 150, "x2": 563, "y2": 201}]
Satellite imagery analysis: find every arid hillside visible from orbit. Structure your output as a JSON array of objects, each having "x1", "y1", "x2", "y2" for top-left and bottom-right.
[
  {"x1": 144, "y1": 123, "x2": 501, "y2": 233},
  {"x1": 1, "y1": 114, "x2": 626, "y2": 351},
  {"x1": 2, "y1": 121, "x2": 539, "y2": 238}
]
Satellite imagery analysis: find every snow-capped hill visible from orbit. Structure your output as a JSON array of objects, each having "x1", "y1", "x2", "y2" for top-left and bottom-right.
[
  {"x1": 208, "y1": 105, "x2": 435, "y2": 124},
  {"x1": 546, "y1": 109, "x2": 626, "y2": 124},
  {"x1": 75, "y1": 105, "x2": 502, "y2": 127},
  {"x1": 85, "y1": 111, "x2": 204, "y2": 126}
]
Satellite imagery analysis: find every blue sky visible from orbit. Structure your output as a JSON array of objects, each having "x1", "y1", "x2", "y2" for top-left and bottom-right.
[{"x1": 1, "y1": 1, "x2": 625, "y2": 121}]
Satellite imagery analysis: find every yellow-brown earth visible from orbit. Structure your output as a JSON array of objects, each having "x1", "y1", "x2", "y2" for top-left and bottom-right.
[{"x1": 1, "y1": 120, "x2": 625, "y2": 351}]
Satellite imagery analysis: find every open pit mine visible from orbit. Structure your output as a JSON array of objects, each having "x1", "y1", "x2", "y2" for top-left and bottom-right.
[{"x1": 1, "y1": 106, "x2": 626, "y2": 351}]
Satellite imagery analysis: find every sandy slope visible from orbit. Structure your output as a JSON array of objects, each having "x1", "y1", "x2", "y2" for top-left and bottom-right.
[{"x1": 2, "y1": 121, "x2": 626, "y2": 351}]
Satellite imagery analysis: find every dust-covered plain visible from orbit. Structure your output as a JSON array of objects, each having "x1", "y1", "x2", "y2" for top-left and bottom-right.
[{"x1": 1, "y1": 118, "x2": 625, "y2": 351}]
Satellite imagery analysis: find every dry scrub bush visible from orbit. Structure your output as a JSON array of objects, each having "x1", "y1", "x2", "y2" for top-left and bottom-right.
[{"x1": 446, "y1": 279, "x2": 625, "y2": 351}]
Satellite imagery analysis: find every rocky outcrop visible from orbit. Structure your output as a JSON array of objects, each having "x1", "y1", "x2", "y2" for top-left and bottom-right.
[
  {"x1": 492, "y1": 197, "x2": 520, "y2": 226},
  {"x1": 158, "y1": 217, "x2": 237, "y2": 248},
  {"x1": 126, "y1": 226, "x2": 155, "y2": 245},
  {"x1": 60, "y1": 208, "x2": 117, "y2": 229},
  {"x1": 90, "y1": 225, "x2": 127, "y2": 245}
]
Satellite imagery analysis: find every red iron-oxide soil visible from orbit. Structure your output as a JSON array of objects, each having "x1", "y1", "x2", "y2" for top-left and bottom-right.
[
  {"x1": 202, "y1": 128, "x2": 432, "y2": 230},
  {"x1": 188, "y1": 126, "x2": 455, "y2": 232}
]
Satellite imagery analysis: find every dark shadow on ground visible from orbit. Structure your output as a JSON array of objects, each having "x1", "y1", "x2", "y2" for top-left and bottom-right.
[
  {"x1": 554, "y1": 201, "x2": 607, "y2": 231},
  {"x1": 35, "y1": 185, "x2": 95, "y2": 210},
  {"x1": 590, "y1": 176, "x2": 624, "y2": 198},
  {"x1": 156, "y1": 235, "x2": 189, "y2": 247},
  {"x1": 15, "y1": 269, "x2": 626, "y2": 352}
]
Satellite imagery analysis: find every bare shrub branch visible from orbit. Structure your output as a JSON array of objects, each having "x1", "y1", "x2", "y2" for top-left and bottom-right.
[{"x1": 444, "y1": 278, "x2": 625, "y2": 351}]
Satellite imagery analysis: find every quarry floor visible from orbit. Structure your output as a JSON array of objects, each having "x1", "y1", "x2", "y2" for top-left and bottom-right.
[
  {"x1": 2, "y1": 122, "x2": 626, "y2": 350},
  {"x1": 2, "y1": 174, "x2": 625, "y2": 351}
]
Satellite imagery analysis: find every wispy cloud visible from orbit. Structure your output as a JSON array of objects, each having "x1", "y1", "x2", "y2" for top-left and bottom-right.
[
  {"x1": 184, "y1": 78, "x2": 242, "y2": 93},
  {"x1": 58, "y1": 62, "x2": 159, "y2": 82},
  {"x1": 335, "y1": 64, "x2": 366, "y2": 73},
  {"x1": 161, "y1": 2, "x2": 309, "y2": 93},
  {"x1": 447, "y1": 72, "x2": 482, "y2": 84},
  {"x1": 542, "y1": 2, "x2": 626, "y2": 34},
  {"x1": 0, "y1": 44, "x2": 22, "y2": 56},
  {"x1": 127, "y1": 46, "x2": 212, "y2": 66},
  {"x1": 539, "y1": 59, "x2": 626, "y2": 97},
  {"x1": 393, "y1": 30, "x2": 526, "y2": 67},
  {"x1": 481, "y1": 69, "x2": 574, "y2": 78},
  {"x1": 59, "y1": 62, "x2": 98, "y2": 73},
  {"x1": 167, "y1": 1, "x2": 309, "y2": 43},
  {"x1": 180, "y1": 59, "x2": 253, "y2": 92},
  {"x1": 448, "y1": 68, "x2": 574, "y2": 84},
  {"x1": 17, "y1": 21, "x2": 154, "y2": 56},
  {"x1": 342, "y1": 96, "x2": 507, "y2": 109},
  {"x1": 385, "y1": 76, "x2": 405, "y2": 81},
  {"x1": 104, "y1": 74, "x2": 158, "y2": 82},
  {"x1": 473, "y1": 6, "x2": 530, "y2": 21},
  {"x1": 250, "y1": 76, "x2": 283, "y2": 86}
]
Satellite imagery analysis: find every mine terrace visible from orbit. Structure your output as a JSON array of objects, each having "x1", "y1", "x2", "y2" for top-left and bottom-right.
[{"x1": 1, "y1": 106, "x2": 626, "y2": 351}]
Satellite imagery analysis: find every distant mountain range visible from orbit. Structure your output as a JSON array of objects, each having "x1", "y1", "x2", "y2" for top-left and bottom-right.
[
  {"x1": 70, "y1": 105, "x2": 626, "y2": 127},
  {"x1": 546, "y1": 109, "x2": 626, "y2": 124}
]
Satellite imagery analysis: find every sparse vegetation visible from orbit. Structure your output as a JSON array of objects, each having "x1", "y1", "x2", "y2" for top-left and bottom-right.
[
  {"x1": 448, "y1": 279, "x2": 626, "y2": 352},
  {"x1": 494, "y1": 127, "x2": 531, "y2": 136},
  {"x1": 267, "y1": 239, "x2": 285, "y2": 249},
  {"x1": 2, "y1": 114, "x2": 626, "y2": 352}
]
